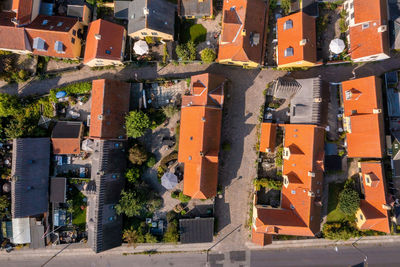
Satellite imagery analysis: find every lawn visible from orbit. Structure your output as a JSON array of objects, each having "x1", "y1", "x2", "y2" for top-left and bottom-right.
[
  {"x1": 326, "y1": 182, "x2": 347, "y2": 223},
  {"x1": 68, "y1": 185, "x2": 87, "y2": 230},
  {"x1": 179, "y1": 19, "x2": 207, "y2": 44}
]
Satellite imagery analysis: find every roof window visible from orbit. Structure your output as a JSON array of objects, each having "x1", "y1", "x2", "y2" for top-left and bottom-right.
[
  {"x1": 57, "y1": 22, "x2": 63, "y2": 27},
  {"x1": 106, "y1": 50, "x2": 111, "y2": 55},
  {"x1": 362, "y1": 23, "x2": 369, "y2": 30},
  {"x1": 284, "y1": 19, "x2": 293, "y2": 30},
  {"x1": 42, "y1": 20, "x2": 48, "y2": 25}
]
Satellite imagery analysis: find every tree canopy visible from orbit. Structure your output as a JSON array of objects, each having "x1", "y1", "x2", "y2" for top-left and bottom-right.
[
  {"x1": 125, "y1": 110, "x2": 151, "y2": 138},
  {"x1": 200, "y1": 48, "x2": 216, "y2": 63},
  {"x1": 128, "y1": 144, "x2": 148, "y2": 165},
  {"x1": 338, "y1": 184, "x2": 360, "y2": 216}
]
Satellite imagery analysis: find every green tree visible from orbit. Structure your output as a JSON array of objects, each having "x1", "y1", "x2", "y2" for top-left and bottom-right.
[
  {"x1": 175, "y1": 44, "x2": 189, "y2": 61},
  {"x1": 125, "y1": 167, "x2": 141, "y2": 183},
  {"x1": 147, "y1": 197, "x2": 163, "y2": 213},
  {"x1": 281, "y1": 0, "x2": 291, "y2": 15},
  {"x1": 338, "y1": 186, "x2": 360, "y2": 216},
  {"x1": 125, "y1": 110, "x2": 151, "y2": 138},
  {"x1": 116, "y1": 190, "x2": 145, "y2": 217},
  {"x1": 128, "y1": 144, "x2": 148, "y2": 165},
  {"x1": 163, "y1": 220, "x2": 179, "y2": 243},
  {"x1": 0, "y1": 93, "x2": 20, "y2": 117},
  {"x1": 200, "y1": 48, "x2": 216, "y2": 63}
]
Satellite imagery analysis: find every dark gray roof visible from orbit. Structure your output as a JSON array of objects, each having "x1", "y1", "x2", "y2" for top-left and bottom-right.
[
  {"x1": 301, "y1": 0, "x2": 318, "y2": 17},
  {"x1": 179, "y1": 0, "x2": 212, "y2": 17},
  {"x1": 50, "y1": 177, "x2": 67, "y2": 203},
  {"x1": 179, "y1": 217, "x2": 214, "y2": 243},
  {"x1": 11, "y1": 138, "x2": 50, "y2": 218},
  {"x1": 114, "y1": 1, "x2": 130, "y2": 19},
  {"x1": 67, "y1": 5, "x2": 85, "y2": 18},
  {"x1": 128, "y1": 0, "x2": 175, "y2": 36},
  {"x1": 289, "y1": 77, "x2": 327, "y2": 125},
  {"x1": 51, "y1": 121, "x2": 82, "y2": 139},
  {"x1": 88, "y1": 140, "x2": 126, "y2": 253},
  {"x1": 29, "y1": 218, "x2": 45, "y2": 249},
  {"x1": 273, "y1": 78, "x2": 302, "y2": 99}
]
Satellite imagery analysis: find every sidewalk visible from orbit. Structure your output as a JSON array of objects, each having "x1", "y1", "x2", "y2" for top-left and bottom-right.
[
  {"x1": 246, "y1": 235, "x2": 400, "y2": 250},
  {"x1": 2, "y1": 235, "x2": 400, "y2": 258}
]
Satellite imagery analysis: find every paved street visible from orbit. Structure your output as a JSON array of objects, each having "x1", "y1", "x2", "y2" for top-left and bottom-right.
[{"x1": 4, "y1": 243, "x2": 400, "y2": 267}]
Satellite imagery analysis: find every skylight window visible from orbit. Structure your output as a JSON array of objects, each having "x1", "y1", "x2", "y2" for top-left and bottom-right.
[
  {"x1": 42, "y1": 20, "x2": 48, "y2": 25},
  {"x1": 362, "y1": 23, "x2": 369, "y2": 30},
  {"x1": 57, "y1": 22, "x2": 63, "y2": 27}
]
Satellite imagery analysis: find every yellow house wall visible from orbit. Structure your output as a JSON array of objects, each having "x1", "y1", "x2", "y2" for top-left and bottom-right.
[
  {"x1": 129, "y1": 28, "x2": 173, "y2": 41},
  {"x1": 277, "y1": 60, "x2": 316, "y2": 69},
  {"x1": 355, "y1": 208, "x2": 366, "y2": 229},
  {"x1": 69, "y1": 22, "x2": 84, "y2": 58},
  {"x1": 217, "y1": 58, "x2": 259, "y2": 68}
]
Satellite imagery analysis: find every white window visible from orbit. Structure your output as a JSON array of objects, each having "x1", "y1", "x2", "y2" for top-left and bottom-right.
[
  {"x1": 284, "y1": 47, "x2": 294, "y2": 57},
  {"x1": 284, "y1": 19, "x2": 293, "y2": 30}
]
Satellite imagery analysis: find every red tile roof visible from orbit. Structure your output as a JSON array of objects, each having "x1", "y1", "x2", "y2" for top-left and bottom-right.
[
  {"x1": 348, "y1": 0, "x2": 390, "y2": 60},
  {"x1": 89, "y1": 79, "x2": 131, "y2": 140},
  {"x1": 0, "y1": 11, "x2": 31, "y2": 52},
  {"x1": 25, "y1": 15, "x2": 82, "y2": 58},
  {"x1": 84, "y1": 19, "x2": 126, "y2": 64},
  {"x1": 358, "y1": 162, "x2": 390, "y2": 233},
  {"x1": 178, "y1": 74, "x2": 225, "y2": 199},
  {"x1": 260, "y1": 123, "x2": 277, "y2": 153},
  {"x1": 277, "y1": 12, "x2": 317, "y2": 66},
  {"x1": 253, "y1": 124, "x2": 325, "y2": 240},
  {"x1": 217, "y1": 0, "x2": 268, "y2": 65},
  {"x1": 12, "y1": 0, "x2": 33, "y2": 25},
  {"x1": 342, "y1": 76, "x2": 384, "y2": 158}
]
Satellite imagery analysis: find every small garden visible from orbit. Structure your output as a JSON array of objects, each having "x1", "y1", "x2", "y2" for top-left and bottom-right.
[
  {"x1": 66, "y1": 184, "x2": 87, "y2": 231},
  {"x1": 323, "y1": 178, "x2": 384, "y2": 240}
]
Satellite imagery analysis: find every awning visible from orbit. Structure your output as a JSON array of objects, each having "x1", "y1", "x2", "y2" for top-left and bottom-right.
[{"x1": 12, "y1": 217, "x2": 31, "y2": 244}]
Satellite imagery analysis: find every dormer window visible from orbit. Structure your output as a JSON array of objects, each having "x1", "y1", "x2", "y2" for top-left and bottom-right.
[
  {"x1": 33, "y1": 37, "x2": 47, "y2": 51},
  {"x1": 284, "y1": 47, "x2": 294, "y2": 57},
  {"x1": 54, "y1": 41, "x2": 65, "y2": 54},
  {"x1": 284, "y1": 19, "x2": 293, "y2": 30}
]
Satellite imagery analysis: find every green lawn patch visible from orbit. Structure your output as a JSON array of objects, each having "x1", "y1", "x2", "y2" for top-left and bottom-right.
[
  {"x1": 326, "y1": 182, "x2": 347, "y2": 223},
  {"x1": 68, "y1": 185, "x2": 87, "y2": 230},
  {"x1": 179, "y1": 19, "x2": 207, "y2": 44}
]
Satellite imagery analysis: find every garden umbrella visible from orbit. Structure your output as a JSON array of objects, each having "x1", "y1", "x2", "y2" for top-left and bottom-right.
[
  {"x1": 56, "y1": 91, "x2": 67, "y2": 98},
  {"x1": 134, "y1": 40, "x2": 149, "y2": 55},
  {"x1": 161, "y1": 172, "x2": 178, "y2": 190},
  {"x1": 329, "y1": 38, "x2": 345, "y2": 54}
]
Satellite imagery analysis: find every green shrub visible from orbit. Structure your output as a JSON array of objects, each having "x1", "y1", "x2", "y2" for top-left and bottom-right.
[
  {"x1": 162, "y1": 105, "x2": 178, "y2": 118},
  {"x1": 160, "y1": 151, "x2": 178, "y2": 170},
  {"x1": 275, "y1": 146, "x2": 283, "y2": 167},
  {"x1": 176, "y1": 44, "x2": 190, "y2": 61},
  {"x1": 125, "y1": 167, "x2": 141, "y2": 183},
  {"x1": 171, "y1": 190, "x2": 179, "y2": 199},
  {"x1": 178, "y1": 192, "x2": 191, "y2": 203},
  {"x1": 281, "y1": 0, "x2": 291, "y2": 15},
  {"x1": 181, "y1": 210, "x2": 187, "y2": 216},
  {"x1": 162, "y1": 44, "x2": 169, "y2": 64},
  {"x1": 146, "y1": 156, "x2": 157, "y2": 168},
  {"x1": 253, "y1": 178, "x2": 282, "y2": 190},
  {"x1": 323, "y1": 221, "x2": 360, "y2": 240},
  {"x1": 125, "y1": 110, "x2": 151, "y2": 138},
  {"x1": 200, "y1": 48, "x2": 216, "y2": 63},
  {"x1": 163, "y1": 219, "x2": 179, "y2": 243},
  {"x1": 187, "y1": 41, "x2": 196, "y2": 61},
  {"x1": 189, "y1": 24, "x2": 207, "y2": 43},
  {"x1": 145, "y1": 233, "x2": 158, "y2": 243}
]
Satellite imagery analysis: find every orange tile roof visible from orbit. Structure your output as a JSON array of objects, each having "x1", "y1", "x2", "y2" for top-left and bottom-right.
[
  {"x1": 342, "y1": 76, "x2": 384, "y2": 158},
  {"x1": 178, "y1": 74, "x2": 225, "y2": 199},
  {"x1": 12, "y1": 0, "x2": 33, "y2": 25},
  {"x1": 259, "y1": 123, "x2": 277, "y2": 153},
  {"x1": 358, "y1": 162, "x2": 390, "y2": 233},
  {"x1": 0, "y1": 25, "x2": 31, "y2": 52},
  {"x1": 89, "y1": 79, "x2": 131, "y2": 140},
  {"x1": 25, "y1": 15, "x2": 82, "y2": 58},
  {"x1": 348, "y1": 0, "x2": 389, "y2": 60},
  {"x1": 251, "y1": 227, "x2": 272, "y2": 246},
  {"x1": 84, "y1": 19, "x2": 126, "y2": 64},
  {"x1": 217, "y1": 0, "x2": 268, "y2": 64},
  {"x1": 254, "y1": 124, "x2": 325, "y2": 239},
  {"x1": 277, "y1": 12, "x2": 317, "y2": 66}
]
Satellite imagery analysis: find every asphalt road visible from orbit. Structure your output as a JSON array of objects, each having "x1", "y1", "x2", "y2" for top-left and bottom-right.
[{"x1": 3, "y1": 244, "x2": 400, "y2": 267}]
